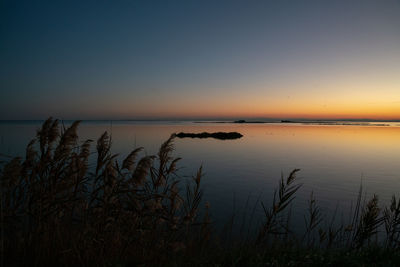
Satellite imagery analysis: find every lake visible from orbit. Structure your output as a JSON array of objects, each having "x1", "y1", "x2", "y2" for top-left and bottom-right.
[{"x1": 1, "y1": 120, "x2": 400, "y2": 234}]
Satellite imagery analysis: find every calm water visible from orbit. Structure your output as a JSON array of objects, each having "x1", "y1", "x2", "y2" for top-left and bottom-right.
[{"x1": 1, "y1": 121, "x2": 400, "y2": 232}]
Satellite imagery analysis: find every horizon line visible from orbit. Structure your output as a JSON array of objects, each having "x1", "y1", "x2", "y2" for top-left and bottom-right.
[{"x1": 2, "y1": 118, "x2": 400, "y2": 122}]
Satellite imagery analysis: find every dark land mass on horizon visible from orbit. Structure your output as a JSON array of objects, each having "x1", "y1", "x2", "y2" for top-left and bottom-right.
[
  {"x1": 192, "y1": 119, "x2": 394, "y2": 126},
  {"x1": 0, "y1": 119, "x2": 399, "y2": 125}
]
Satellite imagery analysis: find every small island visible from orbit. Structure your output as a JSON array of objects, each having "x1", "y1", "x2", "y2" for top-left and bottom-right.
[
  {"x1": 175, "y1": 131, "x2": 243, "y2": 140},
  {"x1": 233, "y1": 119, "x2": 265, "y2": 123}
]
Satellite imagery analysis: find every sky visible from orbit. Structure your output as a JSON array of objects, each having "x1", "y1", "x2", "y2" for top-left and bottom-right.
[{"x1": 1, "y1": 0, "x2": 400, "y2": 120}]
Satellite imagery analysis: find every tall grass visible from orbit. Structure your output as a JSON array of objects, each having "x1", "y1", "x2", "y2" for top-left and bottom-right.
[
  {"x1": 0, "y1": 118, "x2": 207, "y2": 266},
  {"x1": 1, "y1": 118, "x2": 400, "y2": 266}
]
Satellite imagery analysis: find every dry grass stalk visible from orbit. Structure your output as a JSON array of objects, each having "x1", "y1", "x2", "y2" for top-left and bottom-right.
[
  {"x1": 257, "y1": 169, "x2": 302, "y2": 243},
  {"x1": 0, "y1": 118, "x2": 205, "y2": 266}
]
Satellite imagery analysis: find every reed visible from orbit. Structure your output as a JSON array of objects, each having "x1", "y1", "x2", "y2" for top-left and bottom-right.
[
  {"x1": 256, "y1": 169, "x2": 302, "y2": 244},
  {"x1": 0, "y1": 118, "x2": 207, "y2": 266}
]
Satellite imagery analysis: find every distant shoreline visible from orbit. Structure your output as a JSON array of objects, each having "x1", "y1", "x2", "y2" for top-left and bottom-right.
[
  {"x1": 1, "y1": 119, "x2": 400, "y2": 125},
  {"x1": 193, "y1": 119, "x2": 394, "y2": 126}
]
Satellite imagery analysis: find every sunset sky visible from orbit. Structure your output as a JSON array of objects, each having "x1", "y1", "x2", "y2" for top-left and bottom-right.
[{"x1": 1, "y1": 0, "x2": 400, "y2": 120}]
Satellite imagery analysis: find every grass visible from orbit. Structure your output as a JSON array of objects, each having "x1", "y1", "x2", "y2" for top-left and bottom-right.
[{"x1": 1, "y1": 118, "x2": 400, "y2": 266}]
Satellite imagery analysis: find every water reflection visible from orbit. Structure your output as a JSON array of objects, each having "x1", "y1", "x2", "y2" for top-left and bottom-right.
[{"x1": 1, "y1": 121, "x2": 399, "y2": 232}]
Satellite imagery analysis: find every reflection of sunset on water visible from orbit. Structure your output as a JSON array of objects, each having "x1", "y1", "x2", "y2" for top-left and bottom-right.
[{"x1": 2, "y1": 121, "x2": 400, "y2": 222}]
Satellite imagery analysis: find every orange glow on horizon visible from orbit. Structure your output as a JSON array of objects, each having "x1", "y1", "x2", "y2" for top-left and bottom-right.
[{"x1": 114, "y1": 97, "x2": 400, "y2": 120}]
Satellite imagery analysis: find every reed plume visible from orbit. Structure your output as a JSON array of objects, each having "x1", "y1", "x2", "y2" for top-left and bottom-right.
[{"x1": 0, "y1": 118, "x2": 205, "y2": 266}]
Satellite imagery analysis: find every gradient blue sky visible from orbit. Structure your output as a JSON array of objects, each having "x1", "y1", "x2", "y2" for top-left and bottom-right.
[{"x1": 1, "y1": 0, "x2": 400, "y2": 120}]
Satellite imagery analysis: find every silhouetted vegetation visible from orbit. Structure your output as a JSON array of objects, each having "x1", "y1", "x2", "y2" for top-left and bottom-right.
[
  {"x1": 175, "y1": 132, "x2": 243, "y2": 140},
  {"x1": 0, "y1": 118, "x2": 208, "y2": 266},
  {"x1": 1, "y1": 118, "x2": 400, "y2": 266}
]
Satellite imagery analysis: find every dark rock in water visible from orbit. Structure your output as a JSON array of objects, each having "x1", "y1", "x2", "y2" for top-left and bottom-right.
[
  {"x1": 234, "y1": 120, "x2": 246, "y2": 123},
  {"x1": 175, "y1": 132, "x2": 243, "y2": 140},
  {"x1": 281, "y1": 120, "x2": 295, "y2": 123}
]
